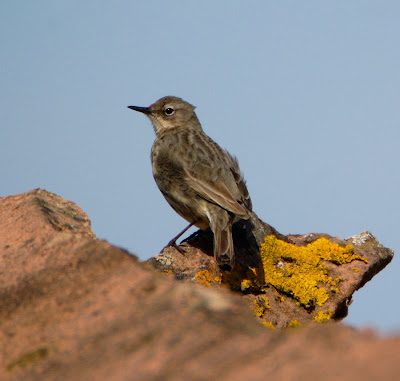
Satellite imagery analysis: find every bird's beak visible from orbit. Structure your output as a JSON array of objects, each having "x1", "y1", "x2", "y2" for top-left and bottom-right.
[{"x1": 127, "y1": 105, "x2": 151, "y2": 114}]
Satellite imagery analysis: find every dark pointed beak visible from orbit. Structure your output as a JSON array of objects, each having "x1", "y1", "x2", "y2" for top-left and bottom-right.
[{"x1": 127, "y1": 105, "x2": 151, "y2": 114}]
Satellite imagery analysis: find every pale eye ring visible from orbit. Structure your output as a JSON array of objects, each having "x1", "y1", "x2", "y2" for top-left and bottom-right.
[{"x1": 165, "y1": 107, "x2": 174, "y2": 115}]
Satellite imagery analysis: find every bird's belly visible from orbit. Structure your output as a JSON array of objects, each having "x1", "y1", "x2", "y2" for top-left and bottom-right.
[{"x1": 153, "y1": 165, "x2": 210, "y2": 229}]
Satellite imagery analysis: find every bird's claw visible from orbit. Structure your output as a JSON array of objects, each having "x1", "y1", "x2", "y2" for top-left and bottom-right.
[{"x1": 164, "y1": 240, "x2": 186, "y2": 255}]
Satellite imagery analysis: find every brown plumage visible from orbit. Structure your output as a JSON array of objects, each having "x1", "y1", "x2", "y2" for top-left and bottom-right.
[{"x1": 128, "y1": 96, "x2": 252, "y2": 269}]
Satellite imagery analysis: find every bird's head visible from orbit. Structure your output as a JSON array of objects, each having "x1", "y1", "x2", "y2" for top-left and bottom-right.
[{"x1": 128, "y1": 96, "x2": 199, "y2": 134}]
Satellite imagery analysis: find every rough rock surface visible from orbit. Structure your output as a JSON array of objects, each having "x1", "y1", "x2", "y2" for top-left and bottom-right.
[
  {"x1": 148, "y1": 216, "x2": 393, "y2": 328},
  {"x1": 0, "y1": 189, "x2": 399, "y2": 380}
]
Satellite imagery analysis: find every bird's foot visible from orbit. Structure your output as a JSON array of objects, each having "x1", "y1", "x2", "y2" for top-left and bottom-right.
[
  {"x1": 162, "y1": 222, "x2": 196, "y2": 255},
  {"x1": 163, "y1": 239, "x2": 186, "y2": 255}
]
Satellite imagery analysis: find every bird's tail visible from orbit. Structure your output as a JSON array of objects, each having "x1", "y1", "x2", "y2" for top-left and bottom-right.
[{"x1": 209, "y1": 210, "x2": 235, "y2": 270}]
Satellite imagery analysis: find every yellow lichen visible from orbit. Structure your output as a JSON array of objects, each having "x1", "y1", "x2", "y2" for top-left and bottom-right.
[
  {"x1": 194, "y1": 270, "x2": 221, "y2": 287},
  {"x1": 240, "y1": 279, "x2": 254, "y2": 291},
  {"x1": 287, "y1": 320, "x2": 302, "y2": 328},
  {"x1": 261, "y1": 321, "x2": 276, "y2": 330},
  {"x1": 353, "y1": 267, "x2": 359, "y2": 273},
  {"x1": 311, "y1": 238, "x2": 367, "y2": 265},
  {"x1": 252, "y1": 296, "x2": 271, "y2": 319},
  {"x1": 313, "y1": 310, "x2": 333, "y2": 322},
  {"x1": 250, "y1": 236, "x2": 367, "y2": 308},
  {"x1": 237, "y1": 267, "x2": 265, "y2": 292}
]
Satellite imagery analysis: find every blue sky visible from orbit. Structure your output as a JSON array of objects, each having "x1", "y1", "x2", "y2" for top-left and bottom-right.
[{"x1": 1, "y1": 1, "x2": 399, "y2": 332}]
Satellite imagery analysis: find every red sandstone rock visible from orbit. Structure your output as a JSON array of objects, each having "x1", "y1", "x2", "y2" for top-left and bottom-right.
[
  {"x1": 0, "y1": 189, "x2": 399, "y2": 380},
  {"x1": 148, "y1": 225, "x2": 393, "y2": 328}
]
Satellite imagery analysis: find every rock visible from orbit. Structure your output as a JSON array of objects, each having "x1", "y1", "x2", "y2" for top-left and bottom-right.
[
  {"x1": 0, "y1": 189, "x2": 399, "y2": 380},
  {"x1": 147, "y1": 213, "x2": 393, "y2": 329}
]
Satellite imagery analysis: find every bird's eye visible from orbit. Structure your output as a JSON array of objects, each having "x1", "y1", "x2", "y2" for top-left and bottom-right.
[{"x1": 165, "y1": 107, "x2": 174, "y2": 115}]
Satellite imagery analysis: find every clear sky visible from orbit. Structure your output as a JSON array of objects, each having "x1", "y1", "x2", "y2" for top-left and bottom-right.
[{"x1": 1, "y1": 1, "x2": 399, "y2": 332}]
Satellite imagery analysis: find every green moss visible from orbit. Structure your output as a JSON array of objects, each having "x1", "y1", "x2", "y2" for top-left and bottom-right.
[{"x1": 7, "y1": 347, "x2": 49, "y2": 371}]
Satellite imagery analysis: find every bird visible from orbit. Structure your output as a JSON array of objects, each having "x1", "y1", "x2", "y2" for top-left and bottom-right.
[{"x1": 128, "y1": 96, "x2": 252, "y2": 269}]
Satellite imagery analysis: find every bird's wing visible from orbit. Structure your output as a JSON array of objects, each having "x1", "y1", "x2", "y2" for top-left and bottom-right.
[
  {"x1": 185, "y1": 170, "x2": 249, "y2": 218},
  {"x1": 229, "y1": 158, "x2": 253, "y2": 212}
]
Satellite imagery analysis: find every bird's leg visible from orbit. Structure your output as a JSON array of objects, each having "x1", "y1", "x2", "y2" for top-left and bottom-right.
[{"x1": 164, "y1": 222, "x2": 196, "y2": 254}]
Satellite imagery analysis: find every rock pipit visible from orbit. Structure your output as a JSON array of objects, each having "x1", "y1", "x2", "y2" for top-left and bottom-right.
[{"x1": 128, "y1": 96, "x2": 252, "y2": 270}]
